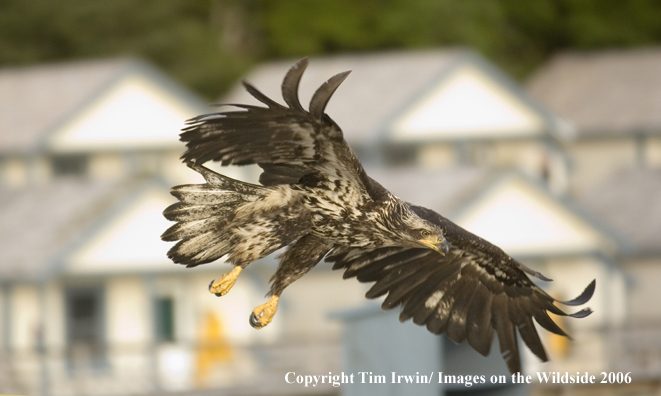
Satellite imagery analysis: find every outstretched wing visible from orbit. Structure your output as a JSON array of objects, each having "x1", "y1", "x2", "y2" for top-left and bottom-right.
[
  {"x1": 179, "y1": 58, "x2": 387, "y2": 201},
  {"x1": 326, "y1": 205, "x2": 595, "y2": 374}
]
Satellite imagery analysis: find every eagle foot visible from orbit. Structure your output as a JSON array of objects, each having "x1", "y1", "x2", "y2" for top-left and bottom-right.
[
  {"x1": 249, "y1": 296, "x2": 279, "y2": 329},
  {"x1": 208, "y1": 266, "x2": 243, "y2": 297}
]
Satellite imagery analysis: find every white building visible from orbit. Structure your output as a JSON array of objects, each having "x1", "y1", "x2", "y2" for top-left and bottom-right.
[
  {"x1": 528, "y1": 48, "x2": 661, "y2": 388},
  {"x1": 0, "y1": 58, "x2": 294, "y2": 395}
]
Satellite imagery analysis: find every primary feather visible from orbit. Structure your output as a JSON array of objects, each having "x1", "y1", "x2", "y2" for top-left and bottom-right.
[{"x1": 327, "y1": 205, "x2": 595, "y2": 374}]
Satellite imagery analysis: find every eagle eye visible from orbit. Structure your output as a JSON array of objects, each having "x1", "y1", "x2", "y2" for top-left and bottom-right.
[{"x1": 420, "y1": 230, "x2": 430, "y2": 238}]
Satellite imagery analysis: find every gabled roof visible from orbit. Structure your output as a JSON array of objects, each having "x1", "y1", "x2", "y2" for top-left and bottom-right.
[
  {"x1": 63, "y1": 182, "x2": 180, "y2": 275},
  {"x1": 0, "y1": 58, "x2": 208, "y2": 155},
  {"x1": 365, "y1": 165, "x2": 492, "y2": 213},
  {"x1": 0, "y1": 164, "x2": 625, "y2": 282},
  {"x1": 0, "y1": 179, "x2": 122, "y2": 281},
  {"x1": 221, "y1": 50, "x2": 462, "y2": 147},
  {"x1": 451, "y1": 173, "x2": 617, "y2": 257},
  {"x1": 579, "y1": 167, "x2": 661, "y2": 255},
  {"x1": 367, "y1": 166, "x2": 618, "y2": 258},
  {"x1": 221, "y1": 49, "x2": 568, "y2": 148},
  {"x1": 526, "y1": 48, "x2": 661, "y2": 138},
  {"x1": 385, "y1": 52, "x2": 570, "y2": 143},
  {"x1": 0, "y1": 58, "x2": 129, "y2": 154},
  {"x1": 0, "y1": 177, "x2": 194, "y2": 282}
]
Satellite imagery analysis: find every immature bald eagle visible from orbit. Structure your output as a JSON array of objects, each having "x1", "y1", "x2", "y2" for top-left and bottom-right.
[{"x1": 162, "y1": 58, "x2": 594, "y2": 373}]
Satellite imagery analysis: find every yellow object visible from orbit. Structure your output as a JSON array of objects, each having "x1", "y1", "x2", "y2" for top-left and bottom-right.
[
  {"x1": 547, "y1": 313, "x2": 569, "y2": 358},
  {"x1": 194, "y1": 311, "x2": 233, "y2": 388}
]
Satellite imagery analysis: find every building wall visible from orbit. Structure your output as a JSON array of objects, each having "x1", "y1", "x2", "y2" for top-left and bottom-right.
[
  {"x1": 11, "y1": 284, "x2": 41, "y2": 352},
  {"x1": 0, "y1": 286, "x2": 8, "y2": 352},
  {"x1": 44, "y1": 281, "x2": 66, "y2": 353},
  {"x1": 543, "y1": 255, "x2": 625, "y2": 330},
  {"x1": 2, "y1": 156, "x2": 28, "y2": 187},
  {"x1": 275, "y1": 268, "x2": 370, "y2": 340},
  {"x1": 416, "y1": 143, "x2": 458, "y2": 168},
  {"x1": 411, "y1": 139, "x2": 570, "y2": 195},
  {"x1": 88, "y1": 153, "x2": 126, "y2": 181},
  {"x1": 566, "y1": 138, "x2": 638, "y2": 195},
  {"x1": 644, "y1": 136, "x2": 661, "y2": 167},
  {"x1": 528, "y1": 255, "x2": 627, "y2": 376},
  {"x1": 622, "y1": 258, "x2": 661, "y2": 323},
  {"x1": 414, "y1": 139, "x2": 551, "y2": 170},
  {"x1": 106, "y1": 276, "x2": 150, "y2": 346}
]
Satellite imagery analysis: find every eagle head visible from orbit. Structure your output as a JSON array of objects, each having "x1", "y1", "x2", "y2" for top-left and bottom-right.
[{"x1": 400, "y1": 212, "x2": 449, "y2": 256}]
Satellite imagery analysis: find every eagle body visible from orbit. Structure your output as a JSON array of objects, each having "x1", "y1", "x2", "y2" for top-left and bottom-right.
[
  {"x1": 301, "y1": 178, "x2": 423, "y2": 249},
  {"x1": 162, "y1": 58, "x2": 595, "y2": 374},
  {"x1": 166, "y1": 157, "x2": 445, "y2": 266}
]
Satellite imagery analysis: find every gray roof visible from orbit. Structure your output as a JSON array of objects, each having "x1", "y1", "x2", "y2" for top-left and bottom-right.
[
  {"x1": 221, "y1": 49, "x2": 470, "y2": 147},
  {"x1": 526, "y1": 48, "x2": 661, "y2": 137},
  {"x1": 0, "y1": 57, "x2": 208, "y2": 155},
  {"x1": 364, "y1": 165, "x2": 492, "y2": 215},
  {"x1": 0, "y1": 179, "x2": 122, "y2": 281},
  {"x1": 578, "y1": 167, "x2": 661, "y2": 254},
  {"x1": 373, "y1": 165, "x2": 626, "y2": 256},
  {"x1": 0, "y1": 165, "x2": 488, "y2": 283},
  {"x1": 0, "y1": 58, "x2": 137, "y2": 154},
  {"x1": 223, "y1": 49, "x2": 568, "y2": 147}
]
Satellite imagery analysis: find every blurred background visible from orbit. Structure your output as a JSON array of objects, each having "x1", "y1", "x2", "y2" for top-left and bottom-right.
[{"x1": 1, "y1": 1, "x2": 661, "y2": 395}]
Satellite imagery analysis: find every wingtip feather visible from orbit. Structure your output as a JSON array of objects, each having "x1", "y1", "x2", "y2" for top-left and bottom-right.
[
  {"x1": 309, "y1": 70, "x2": 351, "y2": 120},
  {"x1": 282, "y1": 58, "x2": 309, "y2": 111},
  {"x1": 560, "y1": 279, "x2": 596, "y2": 306}
]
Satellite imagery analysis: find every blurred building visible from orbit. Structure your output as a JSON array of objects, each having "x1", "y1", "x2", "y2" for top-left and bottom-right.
[
  {"x1": 527, "y1": 48, "x2": 661, "y2": 196},
  {"x1": 0, "y1": 58, "x2": 339, "y2": 396},
  {"x1": 0, "y1": 48, "x2": 657, "y2": 396},
  {"x1": 528, "y1": 48, "x2": 661, "y2": 390}
]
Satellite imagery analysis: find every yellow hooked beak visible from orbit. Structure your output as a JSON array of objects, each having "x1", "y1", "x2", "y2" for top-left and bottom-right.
[{"x1": 420, "y1": 236, "x2": 450, "y2": 256}]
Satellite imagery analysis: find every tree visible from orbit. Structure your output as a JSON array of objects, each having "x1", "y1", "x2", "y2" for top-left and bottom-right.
[{"x1": 2, "y1": 0, "x2": 660, "y2": 99}]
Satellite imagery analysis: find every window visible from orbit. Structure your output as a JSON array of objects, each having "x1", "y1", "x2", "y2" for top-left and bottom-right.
[
  {"x1": 383, "y1": 145, "x2": 416, "y2": 166},
  {"x1": 154, "y1": 297, "x2": 175, "y2": 342},
  {"x1": 65, "y1": 287, "x2": 105, "y2": 367},
  {"x1": 51, "y1": 154, "x2": 88, "y2": 177}
]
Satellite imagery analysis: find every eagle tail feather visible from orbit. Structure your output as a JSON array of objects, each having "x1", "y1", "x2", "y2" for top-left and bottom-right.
[
  {"x1": 168, "y1": 230, "x2": 235, "y2": 267},
  {"x1": 163, "y1": 165, "x2": 310, "y2": 268},
  {"x1": 162, "y1": 167, "x2": 266, "y2": 267}
]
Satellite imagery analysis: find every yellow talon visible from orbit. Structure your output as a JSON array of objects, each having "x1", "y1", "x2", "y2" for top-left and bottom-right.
[
  {"x1": 208, "y1": 266, "x2": 242, "y2": 296},
  {"x1": 250, "y1": 296, "x2": 279, "y2": 329}
]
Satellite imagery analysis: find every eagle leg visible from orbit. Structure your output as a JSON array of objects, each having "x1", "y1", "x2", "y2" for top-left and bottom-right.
[
  {"x1": 208, "y1": 266, "x2": 243, "y2": 297},
  {"x1": 248, "y1": 234, "x2": 333, "y2": 329},
  {"x1": 250, "y1": 296, "x2": 279, "y2": 328}
]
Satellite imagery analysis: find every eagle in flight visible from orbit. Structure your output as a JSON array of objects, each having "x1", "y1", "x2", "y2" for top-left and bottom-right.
[{"x1": 162, "y1": 58, "x2": 595, "y2": 374}]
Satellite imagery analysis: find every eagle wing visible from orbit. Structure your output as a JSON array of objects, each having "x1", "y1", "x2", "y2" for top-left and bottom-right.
[
  {"x1": 179, "y1": 58, "x2": 388, "y2": 201},
  {"x1": 326, "y1": 204, "x2": 595, "y2": 374}
]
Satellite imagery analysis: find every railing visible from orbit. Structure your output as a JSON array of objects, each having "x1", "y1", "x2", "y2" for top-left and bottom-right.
[
  {"x1": 5, "y1": 324, "x2": 661, "y2": 396},
  {"x1": 0, "y1": 338, "x2": 342, "y2": 396},
  {"x1": 607, "y1": 323, "x2": 661, "y2": 380}
]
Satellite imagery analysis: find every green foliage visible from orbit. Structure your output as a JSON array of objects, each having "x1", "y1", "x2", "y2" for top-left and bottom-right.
[
  {"x1": 1, "y1": 0, "x2": 660, "y2": 99},
  {"x1": 0, "y1": 0, "x2": 251, "y2": 98}
]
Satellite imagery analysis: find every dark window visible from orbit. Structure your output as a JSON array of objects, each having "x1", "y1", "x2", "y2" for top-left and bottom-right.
[
  {"x1": 154, "y1": 297, "x2": 175, "y2": 342},
  {"x1": 51, "y1": 154, "x2": 88, "y2": 177},
  {"x1": 65, "y1": 288, "x2": 105, "y2": 368},
  {"x1": 383, "y1": 146, "x2": 417, "y2": 166}
]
